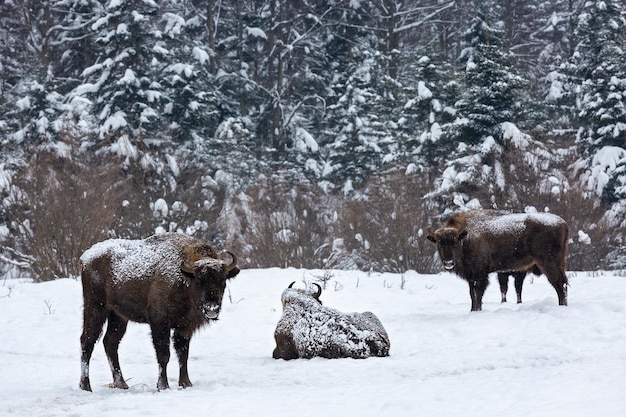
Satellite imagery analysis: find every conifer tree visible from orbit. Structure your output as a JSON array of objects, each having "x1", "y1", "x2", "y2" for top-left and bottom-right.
[
  {"x1": 74, "y1": 0, "x2": 165, "y2": 154},
  {"x1": 398, "y1": 53, "x2": 458, "y2": 172},
  {"x1": 433, "y1": 0, "x2": 536, "y2": 210},
  {"x1": 319, "y1": 49, "x2": 397, "y2": 194},
  {"x1": 569, "y1": 0, "x2": 626, "y2": 203},
  {"x1": 452, "y1": 1, "x2": 527, "y2": 145},
  {"x1": 572, "y1": 0, "x2": 626, "y2": 154}
]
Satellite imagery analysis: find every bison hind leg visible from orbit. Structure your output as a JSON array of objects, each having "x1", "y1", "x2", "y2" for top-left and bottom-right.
[
  {"x1": 80, "y1": 302, "x2": 109, "y2": 391},
  {"x1": 103, "y1": 312, "x2": 129, "y2": 389},
  {"x1": 539, "y1": 263, "x2": 568, "y2": 306},
  {"x1": 512, "y1": 271, "x2": 526, "y2": 304}
]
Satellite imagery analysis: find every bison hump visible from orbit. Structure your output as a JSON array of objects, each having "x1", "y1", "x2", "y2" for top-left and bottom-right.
[
  {"x1": 467, "y1": 212, "x2": 565, "y2": 238},
  {"x1": 81, "y1": 237, "x2": 186, "y2": 286}
]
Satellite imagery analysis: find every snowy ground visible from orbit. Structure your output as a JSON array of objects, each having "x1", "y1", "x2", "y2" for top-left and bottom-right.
[{"x1": 1, "y1": 268, "x2": 625, "y2": 417}]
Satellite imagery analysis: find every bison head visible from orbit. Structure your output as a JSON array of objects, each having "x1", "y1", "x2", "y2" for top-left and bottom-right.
[
  {"x1": 284, "y1": 281, "x2": 323, "y2": 305},
  {"x1": 427, "y1": 227, "x2": 468, "y2": 270},
  {"x1": 181, "y1": 252, "x2": 239, "y2": 320}
]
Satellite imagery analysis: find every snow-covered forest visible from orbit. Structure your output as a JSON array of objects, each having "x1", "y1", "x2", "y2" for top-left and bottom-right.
[{"x1": 1, "y1": 0, "x2": 626, "y2": 281}]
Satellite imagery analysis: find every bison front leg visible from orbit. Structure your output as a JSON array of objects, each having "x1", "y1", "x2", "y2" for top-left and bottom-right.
[
  {"x1": 468, "y1": 278, "x2": 488, "y2": 311},
  {"x1": 173, "y1": 331, "x2": 192, "y2": 388},
  {"x1": 497, "y1": 273, "x2": 509, "y2": 303},
  {"x1": 150, "y1": 325, "x2": 171, "y2": 391}
]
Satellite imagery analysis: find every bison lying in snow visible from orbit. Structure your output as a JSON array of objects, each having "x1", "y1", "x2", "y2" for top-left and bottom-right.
[
  {"x1": 79, "y1": 233, "x2": 239, "y2": 391},
  {"x1": 272, "y1": 282, "x2": 390, "y2": 360},
  {"x1": 427, "y1": 210, "x2": 569, "y2": 311}
]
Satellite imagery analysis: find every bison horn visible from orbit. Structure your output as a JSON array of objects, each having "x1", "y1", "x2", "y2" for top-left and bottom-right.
[
  {"x1": 181, "y1": 261, "x2": 195, "y2": 274},
  {"x1": 312, "y1": 283, "x2": 322, "y2": 299},
  {"x1": 224, "y1": 251, "x2": 238, "y2": 273},
  {"x1": 288, "y1": 281, "x2": 296, "y2": 289}
]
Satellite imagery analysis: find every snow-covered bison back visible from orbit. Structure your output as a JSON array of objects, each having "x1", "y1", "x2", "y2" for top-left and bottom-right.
[
  {"x1": 79, "y1": 233, "x2": 239, "y2": 391},
  {"x1": 272, "y1": 282, "x2": 390, "y2": 360},
  {"x1": 427, "y1": 210, "x2": 569, "y2": 311}
]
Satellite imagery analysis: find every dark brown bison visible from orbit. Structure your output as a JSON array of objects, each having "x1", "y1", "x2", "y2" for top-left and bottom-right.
[
  {"x1": 427, "y1": 210, "x2": 569, "y2": 311},
  {"x1": 79, "y1": 233, "x2": 239, "y2": 391},
  {"x1": 272, "y1": 282, "x2": 390, "y2": 360}
]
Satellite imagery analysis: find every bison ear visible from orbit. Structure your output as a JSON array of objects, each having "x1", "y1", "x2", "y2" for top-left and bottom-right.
[
  {"x1": 458, "y1": 230, "x2": 468, "y2": 241},
  {"x1": 227, "y1": 267, "x2": 240, "y2": 279},
  {"x1": 426, "y1": 234, "x2": 437, "y2": 243}
]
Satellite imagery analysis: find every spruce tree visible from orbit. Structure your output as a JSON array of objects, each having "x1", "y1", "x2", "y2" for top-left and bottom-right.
[
  {"x1": 398, "y1": 53, "x2": 457, "y2": 172},
  {"x1": 319, "y1": 48, "x2": 397, "y2": 194},
  {"x1": 72, "y1": 0, "x2": 167, "y2": 156},
  {"x1": 452, "y1": 1, "x2": 527, "y2": 145},
  {"x1": 433, "y1": 0, "x2": 536, "y2": 210},
  {"x1": 569, "y1": 0, "x2": 626, "y2": 202},
  {"x1": 573, "y1": 0, "x2": 626, "y2": 154}
]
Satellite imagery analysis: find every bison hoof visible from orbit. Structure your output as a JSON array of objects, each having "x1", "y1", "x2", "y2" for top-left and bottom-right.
[
  {"x1": 108, "y1": 381, "x2": 129, "y2": 390},
  {"x1": 79, "y1": 379, "x2": 92, "y2": 392},
  {"x1": 157, "y1": 379, "x2": 170, "y2": 391},
  {"x1": 179, "y1": 380, "x2": 193, "y2": 389}
]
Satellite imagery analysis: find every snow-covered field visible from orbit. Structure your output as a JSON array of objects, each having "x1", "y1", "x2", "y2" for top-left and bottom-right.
[{"x1": 1, "y1": 268, "x2": 625, "y2": 417}]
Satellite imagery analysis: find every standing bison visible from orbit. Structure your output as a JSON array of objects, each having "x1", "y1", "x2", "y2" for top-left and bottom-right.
[
  {"x1": 272, "y1": 282, "x2": 390, "y2": 360},
  {"x1": 79, "y1": 233, "x2": 239, "y2": 391},
  {"x1": 427, "y1": 210, "x2": 569, "y2": 311}
]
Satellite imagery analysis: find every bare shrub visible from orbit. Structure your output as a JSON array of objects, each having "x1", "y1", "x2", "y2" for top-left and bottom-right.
[
  {"x1": 547, "y1": 189, "x2": 616, "y2": 271},
  {"x1": 234, "y1": 174, "x2": 336, "y2": 269},
  {"x1": 336, "y1": 171, "x2": 439, "y2": 273},
  {"x1": 496, "y1": 144, "x2": 615, "y2": 271},
  {"x1": 112, "y1": 163, "x2": 228, "y2": 244},
  {"x1": 3, "y1": 133, "x2": 128, "y2": 281}
]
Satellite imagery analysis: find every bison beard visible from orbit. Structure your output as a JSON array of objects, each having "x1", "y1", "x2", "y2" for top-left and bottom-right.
[
  {"x1": 79, "y1": 233, "x2": 239, "y2": 391},
  {"x1": 427, "y1": 210, "x2": 569, "y2": 311}
]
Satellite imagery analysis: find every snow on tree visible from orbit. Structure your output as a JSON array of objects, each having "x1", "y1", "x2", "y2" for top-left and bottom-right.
[
  {"x1": 318, "y1": 49, "x2": 399, "y2": 193},
  {"x1": 398, "y1": 54, "x2": 458, "y2": 172},
  {"x1": 430, "y1": 1, "x2": 548, "y2": 210},
  {"x1": 453, "y1": 2, "x2": 528, "y2": 144},
  {"x1": 569, "y1": 0, "x2": 626, "y2": 204},
  {"x1": 3, "y1": 0, "x2": 626, "y2": 273},
  {"x1": 72, "y1": 0, "x2": 167, "y2": 154},
  {"x1": 0, "y1": 0, "x2": 103, "y2": 148}
]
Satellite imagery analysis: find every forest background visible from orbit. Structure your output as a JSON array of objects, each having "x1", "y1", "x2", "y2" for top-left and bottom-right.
[{"x1": 1, "y1": 0, "x2": 626, "y2": 282}]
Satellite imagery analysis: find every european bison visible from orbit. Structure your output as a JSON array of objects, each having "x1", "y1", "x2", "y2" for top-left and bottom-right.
[
  {"x1": 272, "y1": 282, "x2": 390, "y2": 360},
  {"x1": 427, "y1": 210, "x2": 569, "y2": 311},
  {"x1": 79, "y1": 233, "x2": 240, "y2": 391}
]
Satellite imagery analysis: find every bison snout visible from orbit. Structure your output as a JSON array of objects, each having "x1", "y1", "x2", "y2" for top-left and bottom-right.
[
  {"x1": 201, "y1": 303, "x2": 221, "y2": 320},
  {"x1": 443, "y1": 260, "x2": 455, "y2": 270}
]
